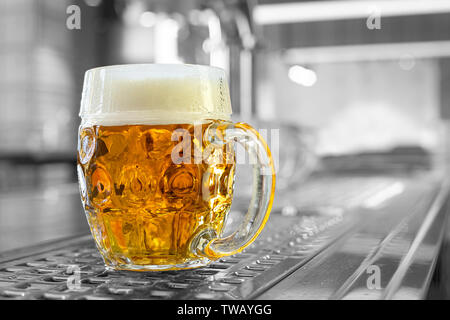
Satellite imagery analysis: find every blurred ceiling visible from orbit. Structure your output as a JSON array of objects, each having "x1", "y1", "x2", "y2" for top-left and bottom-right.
[{"x1": 253, "y1": 1, "x2": 450, "y2": 50}]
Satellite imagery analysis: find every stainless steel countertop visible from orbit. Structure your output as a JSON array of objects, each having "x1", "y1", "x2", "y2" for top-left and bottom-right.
[
  {"x1": 257, "y1": 175, "x2": 449, "y2": 299},
  {"x1": 0, "y1": 173, "x2": 448, "y2": 299},
  {"x1": 0, "y1": 184, "x2": 89, "y2": 253}
]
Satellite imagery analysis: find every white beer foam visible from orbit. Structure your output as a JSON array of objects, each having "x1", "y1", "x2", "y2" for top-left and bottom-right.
[{"x1": 80, "y1": 64, "x2": 232, "y2": 125}]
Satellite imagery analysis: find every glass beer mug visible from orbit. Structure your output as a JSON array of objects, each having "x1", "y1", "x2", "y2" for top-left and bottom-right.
[{"x1": 77, "y1": 64, "x2": 276, "y2": 271}]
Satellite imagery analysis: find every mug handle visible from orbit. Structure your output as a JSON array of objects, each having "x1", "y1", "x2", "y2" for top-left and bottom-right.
[{"x1": 195, "y1": 122, "x2": 276, "y2": 259}]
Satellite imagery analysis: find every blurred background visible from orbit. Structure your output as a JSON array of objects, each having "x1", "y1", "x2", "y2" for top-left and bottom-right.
[{"x1": 1, "y1": 0, "x2": 450, "y2": 297}]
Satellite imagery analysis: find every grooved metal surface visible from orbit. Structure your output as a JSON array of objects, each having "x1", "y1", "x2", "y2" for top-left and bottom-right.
[
  {"x1": 0, "y1": 210, "x2": 345, "y2": 300},
  {"x1": 1, "y1": 174, "x2": 446, "y2": 300}
]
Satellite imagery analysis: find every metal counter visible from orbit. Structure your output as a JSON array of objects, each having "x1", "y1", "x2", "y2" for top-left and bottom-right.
[{"x1": 0, "y1": 172, "x2": 448, "y2": 300}]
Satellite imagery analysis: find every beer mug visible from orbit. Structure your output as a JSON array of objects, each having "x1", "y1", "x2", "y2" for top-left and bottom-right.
[{"x1": 77, "y1": 64, "x2": 276, "y2": 271}]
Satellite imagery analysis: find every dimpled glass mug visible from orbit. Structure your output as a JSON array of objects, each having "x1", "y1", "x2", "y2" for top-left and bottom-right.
[{"x1": 77, "y1": 64, "x2": 276, "y2": 271}]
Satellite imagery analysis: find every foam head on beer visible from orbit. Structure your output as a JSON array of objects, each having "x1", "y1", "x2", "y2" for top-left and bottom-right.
[{"x1": 80, "y1": 64, "x2": 232, "y2": 125}]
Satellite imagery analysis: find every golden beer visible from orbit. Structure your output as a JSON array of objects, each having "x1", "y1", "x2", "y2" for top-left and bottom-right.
[
  {"x1": 78, "y1": 64, "x2": 275, "y2": 271},
  {"x1": 78, "y1": 122, "x2": 235, "y2": 268}
]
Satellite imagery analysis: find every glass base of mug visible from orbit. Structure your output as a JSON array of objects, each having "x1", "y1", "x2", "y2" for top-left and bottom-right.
[{"x1": 103, "y1": 257, "x2": 213, "y2": 272}]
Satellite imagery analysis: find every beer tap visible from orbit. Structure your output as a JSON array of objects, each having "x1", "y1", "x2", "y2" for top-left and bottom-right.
[
  {"x1": 202, "y1": 0, "x2": 318, "y2": 205},
  {"x1": 202, "y1": 0, "x2": 259, "y2": 121}
]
